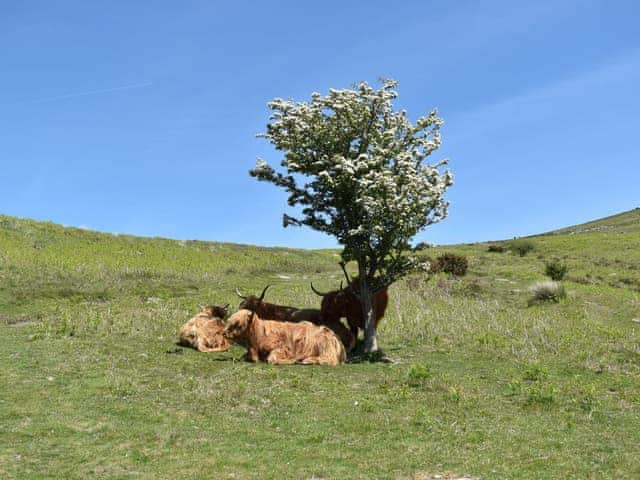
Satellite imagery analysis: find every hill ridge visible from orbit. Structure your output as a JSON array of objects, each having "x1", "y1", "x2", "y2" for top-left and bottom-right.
[
  {"x1": 3, "y1": 207, "x2": 640, "y2": 251},
  {"x1": 541, "y1": 207, "x2": 640, "y2": 236}
]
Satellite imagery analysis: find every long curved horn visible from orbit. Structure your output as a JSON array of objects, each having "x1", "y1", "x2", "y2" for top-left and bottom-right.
[
  {"x1": 258, "y1": 284, "x2": 271, "y2": 302},
  {"x1": 247, "y1": 285, "x2": 270, "y2": 324},
  {"x1": 310, "y1": 282, "x2": 330, "y2": 296},
  {"x1": 235, "y1": 288, "x2": 247, "y2": 299}
]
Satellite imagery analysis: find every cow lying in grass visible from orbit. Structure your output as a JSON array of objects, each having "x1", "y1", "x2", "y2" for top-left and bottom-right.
[
  {"x1": 291, "y1": 308, "x2": 356, "y2": 352},
  {"x1": 236, "y1": 286, "x2": 355, "y2": 351},
  {"x1": 223, "y1": 309, "x2": 346, "y2": 366},
  {"x1": 178, "y1": 304, "x2": 230, "y2": 352}
]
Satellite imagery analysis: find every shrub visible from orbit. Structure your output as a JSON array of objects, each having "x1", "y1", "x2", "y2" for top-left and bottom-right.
[
  {"x1": 487, "y1": 244, "x2": 505, "y2": 253},
  {"x1": 509, "y1": 239, "x2": 535, "y2": 257},
  {"x1": 413, "y1": 241, "x2": 433, "y2": 250},
  {"x1": 528, "y1": 281, "x2": 566, "y2": 305},
  {"x1": 433, "y1": 253, "x2": 468, "y2": 276},
  {"x1": 545, "y1": 259, "x2": 568, "y2": 280}
]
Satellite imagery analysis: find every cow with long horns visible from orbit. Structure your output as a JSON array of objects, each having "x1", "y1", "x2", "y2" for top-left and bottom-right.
[{"x1": 223, "y1": 309, "x2": 346, "y2": 366}]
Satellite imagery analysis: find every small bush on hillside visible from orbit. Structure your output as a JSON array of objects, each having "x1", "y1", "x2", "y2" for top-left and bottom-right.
[
  {"x1": 528, "y1": 281, "x2": 566, "y2": 305},
  {"x1": 509, "y1": 239, "x2": 535, "y2": 257},
  {"x1": 455, "y1": 279, "x2": 485, "y2": 298},
  {"x1": 413, "y1": 241, "x2": 433, "y2": 250},
  {"x1": 433, "y1": 253, "x2": 468, "y2": 276},
  {"x1": 545, "y1": 259, "x2": 568, "y2": 280},
  {"x1": 487, "y1": 244, "x2": 505, "y2": 253}
]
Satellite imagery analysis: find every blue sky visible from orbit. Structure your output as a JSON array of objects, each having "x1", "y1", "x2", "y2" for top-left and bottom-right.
[{"x1": 1, "y1": 1, "x2": 639, "y2": 248}]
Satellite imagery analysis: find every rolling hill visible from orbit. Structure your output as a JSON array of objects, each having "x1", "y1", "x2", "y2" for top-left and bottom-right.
[
  {"x1": 545, "y1": 207, "x2": 640, "y2": 235},
  {"x1": 1, "y1": 211, "x2": 639, "y2": 479}
]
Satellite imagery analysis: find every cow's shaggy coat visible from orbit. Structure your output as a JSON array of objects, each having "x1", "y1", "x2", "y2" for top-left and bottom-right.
[
  {"x1": 314, "y1": 281, "x2": 389, "y2": 339},
  {"x1": 223, "y1": 309, "x2": 346, "y2": 366},
  {"x1": 290, "y1": 309, "x2": 355, "y2": 352},
  {"x1": 178, "y1": 305, "x2": 230, "y2": 352},
  {"x1": 237, "y1": 288, "x2": 355, "y2": 351}
]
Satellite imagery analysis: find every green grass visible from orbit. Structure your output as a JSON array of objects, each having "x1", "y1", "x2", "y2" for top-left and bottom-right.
[
  {"x1": 1, "y1": 213, "x2": 639, "y2": 479},
  {"x1": 544, "y1": 207, "x2": 640, "y2": 235}
]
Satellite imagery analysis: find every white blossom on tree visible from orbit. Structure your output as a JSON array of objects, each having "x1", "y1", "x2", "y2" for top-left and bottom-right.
[{"x1": 251, "y1": 79, "x2": 453, "y2": 352}]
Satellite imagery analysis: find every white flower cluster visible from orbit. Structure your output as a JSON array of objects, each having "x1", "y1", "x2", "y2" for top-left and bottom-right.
[{"x1": 250, "y1": 78, "x2": 453, "y2": 282}]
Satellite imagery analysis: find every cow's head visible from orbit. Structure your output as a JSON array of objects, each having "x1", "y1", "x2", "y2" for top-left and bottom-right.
[
  {"x1": 199, "y1": 303, "x2": 230, "y2": 319},
  {"x1": 311, "y1": 281, "x2": 358, "y2": 321},
  {"x1": 225, "y1": 285, "x2": 270, "y2": 343},
  {"x1": 235, "y1": 285, "x2": 271, "y2": 311},
  {"x1": 223, "y1": 309, "x2": 254, "y2": 344}
]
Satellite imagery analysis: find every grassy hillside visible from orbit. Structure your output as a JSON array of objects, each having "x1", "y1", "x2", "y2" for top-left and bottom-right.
[
  {"x1": 545, "y1": 207, "x2": 640, "y2": 235},
  {"x1": 1, "y1": 213, "x2": 639, "y2": 479}
]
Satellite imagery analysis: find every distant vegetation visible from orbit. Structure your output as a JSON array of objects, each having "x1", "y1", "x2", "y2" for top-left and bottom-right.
[
  {"x1": 1, "y1": 209, "x2": 639, "y2": 479},
  {"x1": 545, "y1": 207, "x2": 640, "y2": 235},
  {"x1": 432, "y1": 253, "x2": 469, "y2": 276},
  {"x1": 545, "y1": 258, "x2": 568, "y2": 281},
  {"x1": 507, "y1": 238, "x2": 535, "y2": 256},
  {"x1": 527, "y1": 280, "x2": 567, "y2": 305}
]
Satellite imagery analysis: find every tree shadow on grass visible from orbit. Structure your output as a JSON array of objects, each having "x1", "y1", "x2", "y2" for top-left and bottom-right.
[{"x1": 347, "y1": 345, "x2": 399, "y2": 364}]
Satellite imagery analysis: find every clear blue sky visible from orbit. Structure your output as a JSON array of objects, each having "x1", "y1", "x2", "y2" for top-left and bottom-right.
[{"x1": 1, "y1": 1, "x2": 639, "y2": 248}]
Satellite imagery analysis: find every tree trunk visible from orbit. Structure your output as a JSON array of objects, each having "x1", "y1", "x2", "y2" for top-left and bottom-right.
[{"x1": 358, "y1": 261, "x2": 378, "y2": 353}]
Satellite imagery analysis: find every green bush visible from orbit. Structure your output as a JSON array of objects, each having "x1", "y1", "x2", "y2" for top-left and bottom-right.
[
  {"x1": 433, "y1": 253, "x2": 468, "y2": 276},
  {"x1": 413, "y1": 241, "x2": 433, "y2": 251},
  {"x1": 487, "y1": 244, "x2": 505, "y2": 253},
  {"x1": 508, "y1": 239, "x2": 535, "y2": 257},
  {"x1": 545, "y1": 259, "x2": 568, "y2": 280}
]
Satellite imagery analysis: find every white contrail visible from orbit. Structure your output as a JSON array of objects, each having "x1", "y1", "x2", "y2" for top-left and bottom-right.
[{"x1": 22, "y1": 81, "x2": 153, "y2": 104}]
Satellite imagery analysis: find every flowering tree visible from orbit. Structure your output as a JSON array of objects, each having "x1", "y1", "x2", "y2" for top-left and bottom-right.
[{"x1": 250, "y1": 79, "x2": 453, "y2": 352}]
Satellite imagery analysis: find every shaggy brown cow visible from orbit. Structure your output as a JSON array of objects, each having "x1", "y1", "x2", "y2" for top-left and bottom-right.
[
  {"x1": 223, "y1": 309, "x2": 346, "y2": 366},
  {"x1": 311, "y1": 280, "x2": 389, "y2": 340},
  {"x1": 236, "y1": 286, "x2": 355, "y2": 351},
  {"x1": 290, "y1": 308, "x2": 356, "y2": 352},
  {"x1": 178, "y1": 304, "x2": 230, "y2": 352},
  {"x1": 236, "y1": 285, "x2": 298, "y2": 321}
]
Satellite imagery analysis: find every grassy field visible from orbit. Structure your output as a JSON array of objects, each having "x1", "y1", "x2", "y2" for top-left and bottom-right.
[{"x1": 1, "y1": 211, "x2": 639, "y2": 479}]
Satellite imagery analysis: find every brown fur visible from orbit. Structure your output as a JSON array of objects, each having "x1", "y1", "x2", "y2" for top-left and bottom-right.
[
  {"x1": 223, "y1": 309, "x2": 346, "y2": 366},
  {"x1": 178, "y1": 304, "x2": 230, "y2": 352},
  {"x1": 199, "y1": 304, "x2": 229, "y2": 319},
  {"x1": 290, "y1": 309, "x2": 355, "y2": 352},
  {"x1": 238, "y1": 296, "x2": 299, "y2": 321},
  {"x1": 317, "y1": 281, "x2": 389, "y2": 339}
]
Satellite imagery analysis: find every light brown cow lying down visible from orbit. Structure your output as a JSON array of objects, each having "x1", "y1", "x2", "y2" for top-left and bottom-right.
[
  {"x1": 223, "y1": 309, "x2": 346, "y2": 366},
  {"x1": 290, "y1": 308, "x2": 356, "y2": 352},
  {"x1": 178, "y1": 304, "x2": 230, "y2": 352}
]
